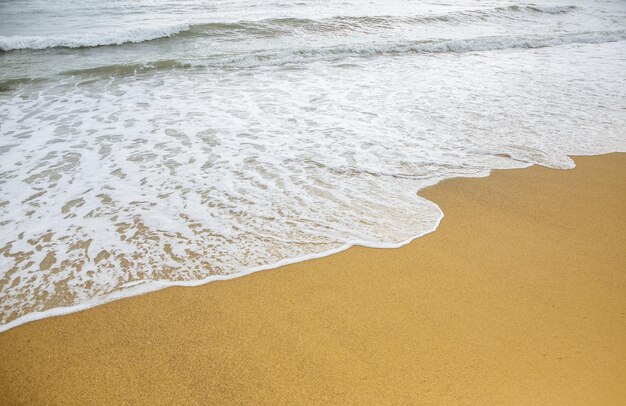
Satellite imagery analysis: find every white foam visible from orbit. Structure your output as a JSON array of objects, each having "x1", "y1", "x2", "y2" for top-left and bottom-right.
[{"x1": 0, "y1": 206, "x2": 448, "y2": 334}]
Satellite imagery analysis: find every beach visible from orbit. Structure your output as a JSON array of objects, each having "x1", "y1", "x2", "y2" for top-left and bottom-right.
[
  {"x1": 1, "y1": 0, "x2": 625, "y2": 403},
  {"x1": 1, "y1": 153, "x2": 624, "y2": 404}
]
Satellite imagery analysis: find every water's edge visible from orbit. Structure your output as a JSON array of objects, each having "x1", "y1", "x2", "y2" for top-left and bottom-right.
[
  {"x1": 1, "y1": 152, "x2": 624, "y2": 334},
  {"x1": 0, "y1": 160, "x2": 502, "y2": 332}
]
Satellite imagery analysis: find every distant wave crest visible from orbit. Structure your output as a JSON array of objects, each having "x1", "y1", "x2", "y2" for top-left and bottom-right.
[
  {"x1": 0, "y1": 4, "x2": 581, "y2": 52},
  {"x1": 0, "y1": 23, "x2": 190, "y2": 51}
]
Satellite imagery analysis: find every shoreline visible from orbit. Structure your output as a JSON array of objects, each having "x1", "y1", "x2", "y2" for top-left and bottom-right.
[
  {"x1": 1, "y1": 153, "x2": 625, "y2": 404},
  {"x1": 1, "y1": 157, "x2": 497, "y2": 333},
  {"x1": 0, "y1": 152, "x2": 607, "y2": 333},
  {"x1": 0, "y1": 153, "x2": 579, "y2": 334}
]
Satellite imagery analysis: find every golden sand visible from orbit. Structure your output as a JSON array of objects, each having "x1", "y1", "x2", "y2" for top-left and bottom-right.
[{"x1": 1, "y1": 153, "x2": 625, "y2": 405}]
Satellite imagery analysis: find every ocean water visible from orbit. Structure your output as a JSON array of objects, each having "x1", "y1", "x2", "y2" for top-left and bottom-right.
[{"x1": 0, "y1": 0, "x2": 625, "y2": 331}]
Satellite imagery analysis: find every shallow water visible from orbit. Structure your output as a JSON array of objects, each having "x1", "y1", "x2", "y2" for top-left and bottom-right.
[{"x1": 1, "y1": 0, "x2": 625, "y2": 330}]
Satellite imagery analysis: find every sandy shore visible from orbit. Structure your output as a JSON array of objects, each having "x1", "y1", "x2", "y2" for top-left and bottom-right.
[{"x1": 1, "y1": 153, "x2": 625, "y2": 404}]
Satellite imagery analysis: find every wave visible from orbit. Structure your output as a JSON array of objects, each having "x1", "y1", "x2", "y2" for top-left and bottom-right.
[
  {"x1": 0, "y1": 4, "x2": 581, "y2": 52},
  {"x1": 0, "y1": 77, "x2": 47, "y2": 92},
  {"x1": 525, "y1": 5, "x2": 578, "y2": 14},
  {"x1": 199, "y1": 29, "x2": 626, "y2": 69},
  {"x1": 0, "y1": 23, "x2": 189, "y2": 51},
  {"x1": 177, "y1": 5, "x2": 581, "y2": 37},
  {"x1": 372, "y1": 29, "x2": 626, "y2": 55},
  {"x1": 62, "y1": 60, "x2": 192, "y2": 77},
  {"x1": 45, "y1": 30, "x2": 626, "y2": 81}
]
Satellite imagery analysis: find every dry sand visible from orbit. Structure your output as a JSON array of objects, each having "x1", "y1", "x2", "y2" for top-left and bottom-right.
[{"x1": 1, "y1": 153, "x2": 625, "y2": 405}]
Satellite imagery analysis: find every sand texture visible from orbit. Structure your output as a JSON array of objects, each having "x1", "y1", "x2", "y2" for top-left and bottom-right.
[{"x1": 1, "y1": 153, "x2": 625, "y2": 405}]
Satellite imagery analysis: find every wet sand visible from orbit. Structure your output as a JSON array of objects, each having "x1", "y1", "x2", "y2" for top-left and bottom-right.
[{"x1": 1, "y1": 153, "x2": 625, "y2": 405}]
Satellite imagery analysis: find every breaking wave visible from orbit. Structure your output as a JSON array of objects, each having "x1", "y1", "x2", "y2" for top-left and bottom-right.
[
  {"x1": 0, "y1": 4, "x2": 580, "y2": 52},
  {"x1": 0, "y1": 23, "x2": 189, "y2": 51}
]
